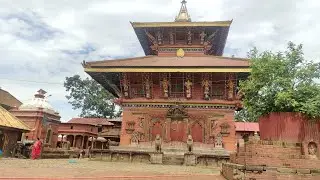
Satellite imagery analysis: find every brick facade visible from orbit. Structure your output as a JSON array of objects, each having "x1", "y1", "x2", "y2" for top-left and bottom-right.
[{"x1": 120, "y1": 106, "x2": 236, "y2": 151}]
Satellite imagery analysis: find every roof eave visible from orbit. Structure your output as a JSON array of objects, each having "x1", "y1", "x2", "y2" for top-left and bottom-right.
[
  {"x1": 131, "y1": 21, "x2": 233, "y2": 28},
  {"x1": 85, "y1": 67, "x2": 251, "y2": 73}
]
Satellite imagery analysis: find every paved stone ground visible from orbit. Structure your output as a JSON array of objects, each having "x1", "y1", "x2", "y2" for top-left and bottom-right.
[{"x1": 0, "y1": 158, "x2": 225, "y2": 180}]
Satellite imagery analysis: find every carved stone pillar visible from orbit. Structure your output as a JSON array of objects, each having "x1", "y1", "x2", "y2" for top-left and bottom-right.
[
  {"x1": 85, "y1": 136, "x2": 89, "y2": 149},
  {"x1": 165, "y1": 118, "x2": 171, "y2": 142},
  {"x1": 183, "y1": 118, "x2": 189, "y2": 142},
  {"x1": 81, "y1": 135, "x2": 85, "y2": 149},
  {"x1": 72, "y1": 135, "x2": 76, "y2": 147}
]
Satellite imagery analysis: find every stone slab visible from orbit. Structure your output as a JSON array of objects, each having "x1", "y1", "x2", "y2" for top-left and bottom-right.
[
  {"x1": 297, "y1": 169, "x2": 311, "y2": 174},
  {"x1": 150, "y1": 152, "x2": 163, "y2": 164},
  {"x1": 184, "y1": 153, "x2": 196, "y2": 166}
]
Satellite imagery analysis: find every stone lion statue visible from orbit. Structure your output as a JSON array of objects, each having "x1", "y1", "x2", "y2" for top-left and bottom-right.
[
  {"x1": 187, "y1": 135, "x2": 193, "y2": 153},
  {"x1": 155, "y1": 134, "x2": 162, "y2": 153}
]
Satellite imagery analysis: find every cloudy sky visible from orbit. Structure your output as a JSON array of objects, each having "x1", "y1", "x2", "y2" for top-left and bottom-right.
[{"x1": 0, "y1": 0, "x2": 319, "y2": 121}]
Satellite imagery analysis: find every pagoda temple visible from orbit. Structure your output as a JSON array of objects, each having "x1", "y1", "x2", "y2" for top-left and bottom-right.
[{"x1": 83, "y1": 1, "x2": 249, "y2": 151}]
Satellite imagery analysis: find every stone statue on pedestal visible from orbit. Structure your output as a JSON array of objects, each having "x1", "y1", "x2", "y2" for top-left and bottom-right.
[
  {"x1": 155, "y1": 134, "x2": 162, "y2": 153},
  {"x1": 187, "y1": 135, "x2": 193, "y2": 153}
]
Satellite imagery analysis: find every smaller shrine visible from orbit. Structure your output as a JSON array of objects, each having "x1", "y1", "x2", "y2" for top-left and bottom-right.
[{"x1": 10, "y1": 89, "x2": 61, "y2": 148}]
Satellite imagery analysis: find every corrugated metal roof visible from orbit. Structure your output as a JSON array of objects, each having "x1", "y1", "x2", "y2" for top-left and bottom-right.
[
  {"x1": 0, "y1": 105, "x2": 30, "y2": 131},
  {"x1": 235, "y1": 122, "x2": 259, "y2": 132}
]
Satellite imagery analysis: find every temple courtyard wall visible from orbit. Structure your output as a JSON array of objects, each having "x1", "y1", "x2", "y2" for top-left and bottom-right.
[{"x1": 221, "y1": 112, "x2": 320, "y2": 180}]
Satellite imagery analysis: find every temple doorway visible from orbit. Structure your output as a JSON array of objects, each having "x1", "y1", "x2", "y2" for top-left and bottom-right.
[
  {"x1": 190, "y1": 122, "x2": 203, "y2": 142},
  {"x1": 170, "y1": 121, "x2": 185, "y2": 142}
]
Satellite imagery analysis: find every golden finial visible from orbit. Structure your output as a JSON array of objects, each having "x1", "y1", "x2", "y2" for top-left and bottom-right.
[
  {"x1": 176, "y1": 48, "x2": 185, "y2": 57},
  {"x1": 175, "y1": 0, "x2": 191, "y2": 22}
]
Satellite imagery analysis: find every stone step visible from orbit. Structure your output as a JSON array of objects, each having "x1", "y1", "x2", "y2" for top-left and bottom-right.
[{"x1": 163, "y1": 154, "x2": 184, "y2": 165}]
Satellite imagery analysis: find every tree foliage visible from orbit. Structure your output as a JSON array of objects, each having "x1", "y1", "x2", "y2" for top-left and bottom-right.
[
  {"x1": 239, "y1": 42, "x2": 320, "y2": 121},
  {"x1": 64, "y1": 75, "x2": 121, "y2": 118}
]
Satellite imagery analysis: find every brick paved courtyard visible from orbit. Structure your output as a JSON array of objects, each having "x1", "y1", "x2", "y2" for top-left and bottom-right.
[{"x1": 0, "y1": 158, "x2": 225, "y2": 180}]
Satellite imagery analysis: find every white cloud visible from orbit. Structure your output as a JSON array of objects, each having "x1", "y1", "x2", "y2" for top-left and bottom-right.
[{"x1": 0, "y1": 0, "x2": 319, "y2": 121}]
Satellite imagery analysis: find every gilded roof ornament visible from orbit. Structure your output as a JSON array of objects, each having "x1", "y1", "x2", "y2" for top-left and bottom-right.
[{"x1": 175, "y1": 0, "x2": 191, "y2": 22}]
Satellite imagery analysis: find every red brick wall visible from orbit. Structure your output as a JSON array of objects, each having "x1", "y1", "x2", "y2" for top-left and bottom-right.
[
  {"x1": 259, "y1": 112, "x2": 320, "y2": 143},
  {"x1": 232, "y1": 140, "x2": 320, "y2": 169}
]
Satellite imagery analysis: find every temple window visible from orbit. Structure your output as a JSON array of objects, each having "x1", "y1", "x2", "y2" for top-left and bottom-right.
[
  {"x1": 170, "y1": 73, "x2": 184, "y2": 98},
  {"x1": 70, "y1": 126, "x2": 73, "y2": 129},
  {"x1": 98, "y1": 127, "x2": 102, "y2": 132},
  {"x1": 212, "y1": 73, "x2": 227, "y2": 100},
  {"x1": 130, "y1": 73, "x2": 145, "y2": 98}
]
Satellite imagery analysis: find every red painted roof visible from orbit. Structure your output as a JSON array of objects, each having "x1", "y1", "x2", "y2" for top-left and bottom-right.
[
  {"x1": 235, "y1": 122, "x2": 259, "y2": 132},
  {"x1": 67, "y1": 118, "x2": 114, "y2": 126}
]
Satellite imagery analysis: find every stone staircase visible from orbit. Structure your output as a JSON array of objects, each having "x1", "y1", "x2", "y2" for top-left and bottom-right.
[{"x1": 163, "y1": 153, "x2": 184, "y2": 165}]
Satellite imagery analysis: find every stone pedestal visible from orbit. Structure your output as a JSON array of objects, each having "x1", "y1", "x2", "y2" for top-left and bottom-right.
[
  {"x1": 150, "y1": 152, "x2": 163, "y2": 164},
  {"x1": 184, "y1": 153, "x2": 196, "y2": 166}
]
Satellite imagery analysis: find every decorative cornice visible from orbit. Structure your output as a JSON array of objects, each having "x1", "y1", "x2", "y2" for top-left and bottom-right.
[{"x1": 122, "y1": 103, "x2": 236, "y2": 110}]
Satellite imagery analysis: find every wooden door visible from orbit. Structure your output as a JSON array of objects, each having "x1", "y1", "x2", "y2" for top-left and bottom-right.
[
  {"x1": 191, "y1": 122, "x2": 203, "y2": 142},
  {"x1": 170, "y1": 121, "x2": 185, "y2": 141}
]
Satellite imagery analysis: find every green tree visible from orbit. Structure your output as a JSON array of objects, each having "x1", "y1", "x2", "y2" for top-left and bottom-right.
[
  {"x1": 239, "y1": 42, "x2": 320, "y2": 121},
  {"x1": 64, "y1": 75, "x2": 121, "y2": 118}
]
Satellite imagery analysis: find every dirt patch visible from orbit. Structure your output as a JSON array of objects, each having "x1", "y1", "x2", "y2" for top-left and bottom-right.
[{"x1": 0, "y1": 158, "x2": 225, "y2": 180}]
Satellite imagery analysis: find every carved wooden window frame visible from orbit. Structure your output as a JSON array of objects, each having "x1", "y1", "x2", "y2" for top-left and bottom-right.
[
  {"x1": 129, "y1": 73, "x2": 145, "y2": 98},
  {"x1": 169, "y1": 72, "x2": 185, "y2": 98}
]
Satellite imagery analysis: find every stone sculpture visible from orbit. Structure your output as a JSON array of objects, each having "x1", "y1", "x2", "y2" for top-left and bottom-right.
[
  {"x1": 308, "y1": 142, "x2": 318, "y2": 159},
  {"x1": 162, "y1": 78, "x2": 169, "y2": 98},
  {"x1": 215, "y1": 133, "x2": 223, "y2": 148},
  {"x1": 187, "y1": 135, "x2": 193, "y2": 153},
  {"x1": 155, "y1": 134, "x2": 162, "y2": 153},
  {"x1": 184, "y1": 79, "x2": 192, "y2": 99}
]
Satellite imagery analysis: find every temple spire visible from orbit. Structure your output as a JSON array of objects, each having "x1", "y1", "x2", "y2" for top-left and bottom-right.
[{"x1": 175, "y1": 0, "x2": 191, "y2": 22}]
